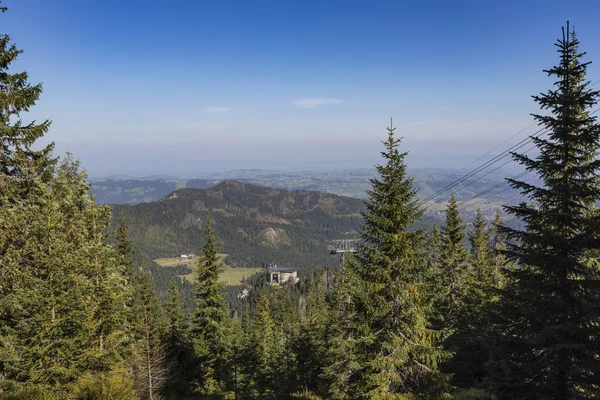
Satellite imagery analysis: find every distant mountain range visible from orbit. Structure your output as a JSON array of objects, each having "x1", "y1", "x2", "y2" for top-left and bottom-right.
[
  {"x1": 92, "y1": 179, "x2": 214, "y2": 204},
  {"x1": 93, "y1": 168, "x2": 529, "y2": 208}
]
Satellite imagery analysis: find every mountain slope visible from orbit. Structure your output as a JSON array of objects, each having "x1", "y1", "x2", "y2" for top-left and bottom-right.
[{"x1": 114, "y1": 181, "x2": 364, "y2": 271}]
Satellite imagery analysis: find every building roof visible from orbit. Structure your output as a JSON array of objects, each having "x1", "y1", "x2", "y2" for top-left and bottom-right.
[{"x1": 269, "y1": 268, "x2": 297, "y2": 273}]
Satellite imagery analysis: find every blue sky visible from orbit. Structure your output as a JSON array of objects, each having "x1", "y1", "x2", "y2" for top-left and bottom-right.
[{"x1": 5, "y1": 0, "x2": 600, "y2": 176}]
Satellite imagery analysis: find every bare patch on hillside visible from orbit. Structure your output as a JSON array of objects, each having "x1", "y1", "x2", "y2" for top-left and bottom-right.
[{"x1": 262, "y1": 227, "x2": 291, "y2": 248}]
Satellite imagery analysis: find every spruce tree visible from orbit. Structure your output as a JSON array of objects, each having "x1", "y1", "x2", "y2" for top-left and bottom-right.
[
  {"x1": 270, "y1": 285, "x2": 301, "y2": 396},
  {"x1": 295, "y1": 273, "x2": 330, "y2": 397},
  {"x1": 438, "y1": 194, "x2": 470, "y2": 325},
  {"x1": 469, "y1": 209, "x2": 503, "y2": 308},
  {"x1": 488, "y1": 210, "x2": 507, "y2": 288},
  {"x1": 469, "y1": 209, "x2": 491, "y2": 280},
  {"x1": 321, "y1": 259, "x2": 358, "y2": 399},
  {"x1": 190, "y1": 215, "x2": 229, "y2": 394},
  {"x1": 115, "y1": 214, "x2": 138, "y2": 352},
  {"x1": 116, "y1": 214, "x2": 134, "y2": 272},
  {"x1": 131, "y1": 268, "x2": 166, "y2": 400},
  {"x1": 84, "y1": 194, "x2": 127, "y2": 372},
  {"x1": 447, "y1": 209, "x2": 496, "y2": 388},
  {"x1": 490, "y1": 24, "x2": 600, "y2": 399},
  {"x1": 339, "y1": 121, "x2": 450, "y2": 398},
  {"x1": 164, "y1": 278, "x2": 186, "y2": 354},
  {"x1": 240, "y1": 293, "x2": 284, "y2": 398},
  {"x1": 163, "y1": 277, "x2": 193, "y2": 398},
  {"x1": 0, "y1": 1, "x2": 54, "y2": 200},
  {"x1": 0, "y1": 4, "x2": 57, "y2": 390},
  {"x1": 0, "y1": 157, "x2": 128, "y2": 393}
]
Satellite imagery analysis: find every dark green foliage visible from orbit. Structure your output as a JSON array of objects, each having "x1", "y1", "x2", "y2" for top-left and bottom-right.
[
  {"x1": 190, "y1": 215, "x2": 230, "y2": 394},
  {"x1": 3, "y1": 8, "x2": 599, "y2": 399},
  {"x1": 0, "y1": 2, "x2": 54, "y2": 200},
  {"x1": 239, "y1": 293, "x2": 284, "y2": 398},
  {"x1": 130, "y1": 268, "x2": 166, "y2": 400},
  {"x1": 115, "y1": 215, "x2": 138, "y2": 354},
  {"x1": 112, "y1": 181, "x2": 364, "y2": 270},
  {"x1": 438, "y1": 195, "x2": 471, "y2": 326},
  {"x1": 488, "y1": 210, "x2": 508, "y2": 286},
  {"x1": 469, "y1": 210, "x2": 490, "y2": 275},
  {"x1": 427, "y1": 224, "x2": 443, "y2": 271},
  {"x1": 490, "y1": 25, "x2": 600, "y2": 399},
  {"x1": 73, "y1": 367, "x2": 139, "y2": 400},
  {"x1": 447, "y1": 210, "x2": 502, "y2": 389},
  {"x1": 116, "y1": 214, "x2": 134, "y2": 270},
  {"x1": 333, "y1": 122, "x2": 450, "y2": 398},
  {"x1": 294, "y1": 276, "x2": 330, "y2": 396},
  {"x1": 0, "y1": 158, "x2": 131, "y2": 393},
  {"x1": 162, "y1": 278, "x2": 193, "y2": 398}
]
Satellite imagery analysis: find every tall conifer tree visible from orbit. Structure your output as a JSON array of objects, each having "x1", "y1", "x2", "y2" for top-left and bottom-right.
[
  {"x1": 116, "y1": 215, "x2": 134, "y2": 272},
  {"x1": 240, "y1": 293, "x2": 284, "y2": 398},
  {"x1": 131, "y1": 268, "x2": 166, "y2": 400},
  {"x1": 448, "y1": 210, "x2": 496, "y2": 388},
  {"x1": 340, "y1": 121, "x2": 450, "y2": 398},
  {"x1": 488, "y1": 210, "x2": 507, "y2": 288},
  {"x1": 438, "y1": 195, "x2": 470, "y2": 326},
  {"x1": 191, "y1": 215, "x2": 229, "y2": 394},
  {"x1": 490, "y1": 24, "x2": 600, "y2": 399},
  {"x1": 0, "y1": 157, "x2": 128, "y2": 393},
  {"x1": 469, "y1": 210, "x2": 491, "y2": 278},
  {"x1": 115, "y1": 214, "x2": 137, "y2": 351},
  {"x1": 0, "y1": 2, "x2": 54, "y2": 200},
  {"x1": 0, "y1": 4, "x2": 57, "y2": 389},
  {"x1": 295, "y1": 275, "x2": 330, "y2": 396},
  {"x1": 163, "y1": 277, "x2": 193, "y2": 398}
]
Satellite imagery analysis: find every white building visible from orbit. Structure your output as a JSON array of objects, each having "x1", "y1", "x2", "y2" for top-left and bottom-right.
[{"x1": 268, "y1": 267, "x2": 298, "y2": 285}]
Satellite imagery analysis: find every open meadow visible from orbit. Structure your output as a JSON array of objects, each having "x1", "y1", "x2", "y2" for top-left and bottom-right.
[{"x1": 154, "y1": 255, "x2": 263, "y2": 285}]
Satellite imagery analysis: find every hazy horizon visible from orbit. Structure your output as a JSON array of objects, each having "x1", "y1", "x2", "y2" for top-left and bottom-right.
[{"x1": 9, "y1": 0, "x2": 600, "y2": 176}]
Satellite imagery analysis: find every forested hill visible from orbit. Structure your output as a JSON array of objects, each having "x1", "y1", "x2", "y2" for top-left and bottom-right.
[{"x1": 113, "y1": 180, "x2": 365, "y2": 270}]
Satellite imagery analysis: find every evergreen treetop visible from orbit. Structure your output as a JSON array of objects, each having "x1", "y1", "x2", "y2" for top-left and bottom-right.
[
  {"x1": 469, "y1": 210, "x2": 490, "y2": 280},
  {"x1": 0, "y1": 1, "x2": 54, "y2": 199},
  {"x1": 191, "y1": 214, "x2": 229, "y2": 394},
  {"x1": 342, "y1": 120, "x2": 450, "y2": 398},
  {"x1": 492, "y1": 23, "x2": 600, "y2": 399}
]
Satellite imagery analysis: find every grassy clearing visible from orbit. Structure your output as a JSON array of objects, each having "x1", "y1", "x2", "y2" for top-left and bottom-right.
[
  {"x1": 154, "y1": 257, "x2": 196, "y2": 267},
  {"x1": 154, "y1": 255, "x2": 263, "y2": 285}
]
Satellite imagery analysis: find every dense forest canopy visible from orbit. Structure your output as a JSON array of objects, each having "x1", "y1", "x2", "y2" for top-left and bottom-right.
[
  {"x1": 0, "y1": 2, "x2": 598, "y2": 398},
  {"x1": 112, "y1": 181, "x2": 364, "y2": 269}
]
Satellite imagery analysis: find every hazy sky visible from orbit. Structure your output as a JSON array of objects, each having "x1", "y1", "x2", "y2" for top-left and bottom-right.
[{"x1": 5, "y1": 0, "x2": 600, "y2": 176}]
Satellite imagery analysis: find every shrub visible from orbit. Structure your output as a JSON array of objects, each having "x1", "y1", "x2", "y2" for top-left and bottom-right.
[{"x1": 73, "y1": 369, "x2": 139, "y2": 400}]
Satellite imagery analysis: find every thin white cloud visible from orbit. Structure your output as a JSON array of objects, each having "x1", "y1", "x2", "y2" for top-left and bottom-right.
[
  {"x1": 205, "y1": 106, "x2": 231, "y2": 114},
  {"x1": 292, "y1": 98, "x2": 342, "y2": 109}
]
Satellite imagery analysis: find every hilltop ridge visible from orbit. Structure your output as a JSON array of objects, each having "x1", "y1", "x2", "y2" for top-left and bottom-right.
[{"x1": 114, "y1": 180, "x2": 365, "y2": 271}]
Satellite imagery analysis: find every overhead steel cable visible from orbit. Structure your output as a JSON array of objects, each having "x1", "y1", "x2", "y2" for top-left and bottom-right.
[
  {"x1": 442, "y1": 141, "x2": 540, "y2": 203},
  {"x1": 417, "y1": 128, "x2": 548, "y2": 206},
  {"x1": 456, "y1": 171, "x2": 532, "y2": 210},
  {"x1": 419, "y1": 79, "x2": 600, "y2": 208},
  {"x1": 436, "y1": 122, "x2": 537, "y2": 187},
  {"x1": 458, "y1": 174, "x2": 537, "y2": 211},
  {"x1": 419, "y1": 106, "x2": 600, "y2": 207},
  {"x1": 442, "y1": 143, "x2": 539, "y2": 201}
]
